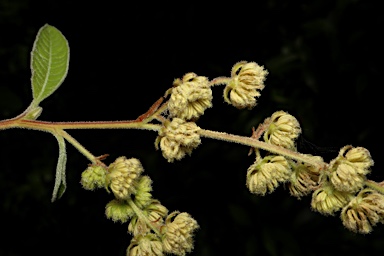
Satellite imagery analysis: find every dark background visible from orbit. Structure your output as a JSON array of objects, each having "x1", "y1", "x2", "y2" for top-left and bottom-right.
[{"x1": 1, "y1": 1, "x2": 383, "y2": 255}]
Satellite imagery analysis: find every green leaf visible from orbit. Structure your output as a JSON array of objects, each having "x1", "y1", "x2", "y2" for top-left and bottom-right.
[
  {"x1": 52, "y1": 134, "x2": 67, "y2": 202},
  {"x1": 31, "y1": 24, "x2": 69, "y2": 105}
]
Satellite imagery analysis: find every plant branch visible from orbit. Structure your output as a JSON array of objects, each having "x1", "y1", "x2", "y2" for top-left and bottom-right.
[
  {"x1": 364, "y1": 180, "x2": 384, "y2": 195},
  {"x1": 0, "y1": 118, "x2": 162, "y2": 132},
  {"x1": 56, "y1": 129, "x2": 101, "y2": 165},
  {"x1": 198, "y1": 129, "x2": 327, "y2": 170}
]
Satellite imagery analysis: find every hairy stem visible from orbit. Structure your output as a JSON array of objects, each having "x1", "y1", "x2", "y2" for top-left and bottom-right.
[
  {"x1": 0, "y1": 118, "x2": 161, "y2": 131},
  {"x1": 209, "y1": 76, "x2": 231, "y2": 86},
  {"x1": 57, "y1": 129, "x2": 100, "y2": 165},
  {"x1": 198, "y1": 129, "x2": 327, "y2": 169},
  {"x1": 364, "y1": 180, "x2": 384, "y2": 195}
]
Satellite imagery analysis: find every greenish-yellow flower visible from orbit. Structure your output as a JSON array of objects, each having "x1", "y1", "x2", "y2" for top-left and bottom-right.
[
  {"x1": 128, "y1": 200, "x2": 168, "y2": 236},
  {"x1": 127, "y1": 234, "x2": 164, "y2": 256},
  {"x1": 329, "y1": 145, "x2": 374, "y2": 193},
  {"x1": 105, "y1": 199, "x2": 135, "y2": 223},
  {"x1": 341, "y1": 189, "x2": 384, "y2": 234},
  {"x1": 161, "y1": 211, "x2": 199, "y2": 256},
  {"x1": 133, "y1": 176, "x2": 153, "y2": 209},
  {"x1": 288, "y1": 157, "x2": 322, "y2": 199},
  {"x1": 223, "y1": 61, "x2": 268, "y2": 109},
  {"x1": 166, "y1": 72, "x2": 212, "y2": 121},
  {"x1": 106, "y1": 157, "x2": 144, "y2": 200},
  {"x1": 246, "y1": 155, "x2": 291, "y2": 196},
  {"x1": 263, "y1": 110, "x2": 301, "y2": 150},
  {"x1": 311, "y1": 179, "x2": 353, "y2": 215},
  {"x1": 80, "y1": 165, "x2": 107, "y2": 190},
  {"x1": 155, "y1": 118, "x2": 201, "y2": 162}
]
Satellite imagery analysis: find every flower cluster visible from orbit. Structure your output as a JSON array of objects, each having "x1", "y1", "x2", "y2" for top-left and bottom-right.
[
  {"x1": 81, "y1": 157, "x2": 199, "y2": 256},
  {"x1": 241, "y1": 106, "x2": 382, "y2": 233},
  {"x1": 300, "y1": 145, "x2": 384, "y2": 233},
  {"x1": 246, "y1": 111, "x2": 305, "y2": 196},
  {"x1": 77, "y1": 60, "x2": 383, "y2": 256},
  {"x1": 125, "y1": 202, "x2": 199, "y2": 256},
  {"x1": 157, "y1": 61, "x2": 270, "y2": 163},
  {"x1": 310, "y1": 145, "x2": 374, "y2": 215}
]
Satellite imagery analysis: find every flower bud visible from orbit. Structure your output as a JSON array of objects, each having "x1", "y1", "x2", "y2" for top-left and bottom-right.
[
  {"x1": 146, "y1": 199, "x2": 169, "y2": 218},
  {"x1": 127, "y1": 234, "x2": 164, "y2": 256},
  {"x1": 311, "y1": 179, "x2": 353, "y2": 215},
  {"x1": 246, "y1": 155, "x2": 291, "y2": 196},
  {"x1": 263, "y1": 111, "x2": 301, "y2": 149},
  {"x1": 133, "y1": 176, "x2": 153, "y2": 209},
  {"x1": 128, "y1": 200, "x2": 168, "y2": 236},
  {"x1": 341, "y1": 189, "x2": 384, "y2": 234},
  {"x1": 223, "y1": 61, "x2": 268, "y2": 109},
  {"x1": 329, "y1": 145, "x2": 374, "y2": 193},
  {"x1": 161, "y1": 211, "x2": 199, "y2": 256},
  {"x1": 155, "y1": 118, "x2": 201, "y2": 162},
  {"x1": 128, "y1": 216, "x2": 151, "y2": 237},
  {"x1": 288, "y1": 157, "x2": 322, "y2": 199},
  {"x1": 80, "y1": 165, "x2": 107, "y2": 190},
  {"x1": 106, "y1": 157, "x2": 144, "y2": 200},
  {"x1": 105, "y1": 199, "x2": 135, "y2": 223},
  {"x1": 344, "y1": 146, "x2": 374, "y2": 169},
  {"x1": 166, "y1": 72, "x2": 212, "y2": 120}
]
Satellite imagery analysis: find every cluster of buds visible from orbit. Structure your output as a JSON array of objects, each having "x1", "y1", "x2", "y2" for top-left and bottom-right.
[
  {"x1": 245, "y1": 112, "x2": 380, "y2": 233},
  {"x1": 310, "y1": 145, "x2": 374, "y2": 215},
  {"x1": 75, "y1": 59, "x2": 384, "y2": 256},
  {"x1": 246, "y1": 111, "x2": 306, "y2": 196},
  {"x1": 307, "y1": 145, "x2": 380, "y2": 233},
  {"x1": 156, "y1": 61, "x2": 269, "y2": 163},
  {"x1": 243, "y1": 109, "x2": 382, "y2": 233},
  {"x1": 155, "y1": 72, "x2": 210, "y2": 163},
  {"x1": 126, "y1": 207, "x2": 199, "y2": 256},
  {"x1": 80, "y1": 157, "x2": 199, "y2": 255},
  {"x1": 125, "y1": 203, "x2": 199, "y2": 256}
]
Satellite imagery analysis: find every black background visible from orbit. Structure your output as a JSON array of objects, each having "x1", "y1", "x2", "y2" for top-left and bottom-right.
[{"x1": 1, "y1": 1, "x2": 383, "y2": 255}]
